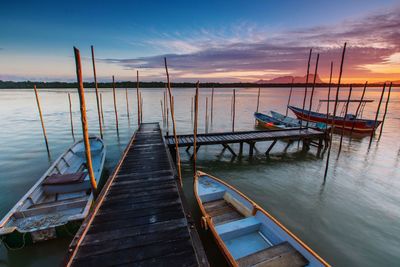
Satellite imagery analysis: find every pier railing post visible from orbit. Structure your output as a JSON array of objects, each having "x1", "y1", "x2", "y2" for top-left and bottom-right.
[{"x1": 73, "y1": 47, "x2": 97, "y2": 193}]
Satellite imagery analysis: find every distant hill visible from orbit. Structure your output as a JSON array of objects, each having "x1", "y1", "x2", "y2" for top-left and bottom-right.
[{"x1": 256, "y1": 74, "x2": 324, "y2": 84}]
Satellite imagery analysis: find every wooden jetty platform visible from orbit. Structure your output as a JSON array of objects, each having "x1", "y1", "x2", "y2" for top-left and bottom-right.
[
  {"x1": 165, "y1": 128, "x2": 327, "y2": 157},
  {"x1": 64, "y1": 123, "x2": 208, "y2": 266}
]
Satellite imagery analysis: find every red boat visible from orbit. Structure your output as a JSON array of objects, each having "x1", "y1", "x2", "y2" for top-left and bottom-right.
[{"x1": 288, "y1": 105, "x2": 381, "y2": 134}]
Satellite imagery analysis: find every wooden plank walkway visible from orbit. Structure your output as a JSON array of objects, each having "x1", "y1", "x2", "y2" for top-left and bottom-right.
[
  {"x1": 165, "y1": 128, "x2": 325, "y2": 147},
  {"x1": 64, "y1": 123, "x2": 208, "y2": 267}
]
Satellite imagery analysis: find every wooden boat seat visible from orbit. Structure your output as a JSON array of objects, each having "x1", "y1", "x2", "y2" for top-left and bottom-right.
[
  {"x1": 216, "y1": 216, "x2": 261, "y2": 240},
  {"x1": 204, "y1": 199, "x2": 244, "y2": 225},
  {"x1": 43, "y1": 172, "x2": 86, "y2": 185},
  {"x1": 237, "y1": 241, "x2": 309, "y2": 267}
]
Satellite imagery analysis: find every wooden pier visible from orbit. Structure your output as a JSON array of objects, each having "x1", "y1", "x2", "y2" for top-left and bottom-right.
[
  {"x1": 64, "y1": 123, "x2": 208, "y2": 266},
  {"x1": 165, "y1": 128, "x2": 327, "y2": 157}
]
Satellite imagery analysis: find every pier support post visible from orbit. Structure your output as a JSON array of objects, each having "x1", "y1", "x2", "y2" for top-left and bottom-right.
[
  {"x1": 249, "y1": 142, "x2": 255, "y2": 156},
  {"x1": 239, "y1": 142, "x2": 243, "y2": 155},
  {"x1": 265, "y1": 140, "x2": 277, "y2": 156},
  {"x1": 222, "y1": 144, "x2": 237, "y2": 157}
]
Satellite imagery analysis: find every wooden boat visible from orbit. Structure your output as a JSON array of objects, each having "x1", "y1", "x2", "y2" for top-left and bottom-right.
[
  {"x1": 288, "y1": 105, "x2": 381, "y2": 134},
  {"x1": 194, "y1": 171, "x2": 330, "y2": 267},
  {"x1": 270, "y1": 111, "x2": 328, "y2": 131},
  {"x1": 0, "y1": 136, "x2": 105, "y2": 249},
  {"x1": 254, "y1": 112, "x2": 296, "y2": 130}
]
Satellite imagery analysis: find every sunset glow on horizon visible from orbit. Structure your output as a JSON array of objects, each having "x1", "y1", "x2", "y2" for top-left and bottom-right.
[{"x1": 1, "y1": 0, "x2": 400, "y2": 84}]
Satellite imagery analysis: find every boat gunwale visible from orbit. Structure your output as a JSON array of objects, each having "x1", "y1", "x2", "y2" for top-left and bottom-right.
[
  {"x1": 0, "y1": 136, "x2": 105, "y2": 233},
  {"x1": 194, "y1": 170, "x2": 330, "y2": 267}
]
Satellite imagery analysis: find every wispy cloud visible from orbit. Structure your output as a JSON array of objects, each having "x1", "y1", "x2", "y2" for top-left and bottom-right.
[{"x1": 102, "y1": 6, "x2": 400, "y2": 82}]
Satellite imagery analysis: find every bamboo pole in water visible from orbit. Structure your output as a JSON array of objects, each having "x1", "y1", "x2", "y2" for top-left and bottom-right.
[
  {"x1": 33, "y1": 85, "x2": 50, "y2": 154},
  {"x1": 324, "y1": 43, "x2": 347, "y2": 182},
  {"x1": 326, "y1": 62, "x2": 333, "y2": 131},
  {"x1": 100, "y1": 93, "x2": 105, "y2": 125},
  {"x1": 166, "y1": 107, "x2": 169, "y2": 135},
  {"x1": 306, "y1": 53, "x2": 320, "y2": 128},
  {"x1": 68, "y1": 93, "x2": 75, "y2": 140},
  {"x1": 211, "y1": 87, "x2": 214, "y2": 124},
  {"x1": 338, "y1": 85, "x2": 353, "y2": 155},
  {"x1": 193, "y1": 81, "x2": 199, "y2": 177},
  {"x1": 285, "y1": 79, "x2": 294, "y2": 117},
  {"x1": 140, "y1": 92, "x2": 143, "y2": 122},
  {"x1": 91, "y1": 46, "x2": 103, "y2": 139},
  {"x1": 379, "y1": 82, "x2": 392, "y2": 138},
  {"x1": 164, "y1": 57, "x2": 182, "y2": 186},
  {"x1": 112, "y1": 76, "x2": 119, "y2": 132},
  {"x1": 350, "y1": 81, "x2": 368, "y2": 136},
  {"x1": 205, "y1": 97, "x2": 208, "y2": 133},
  {"x1": 125, "y1": 88, "x2": 130, "y2": 122},
  {"x1": 191, "y1": 96, "x2": 194, "y2": 122},
  {"x1": 232, "y1": 89, "x2": 236, "y2": 132},
  {"x1": 369, "y1": 83, "x2": 386, "y2": 146},
  {"x1": 300, "y1": 48, "x2": 312, "y2": 129},
  {"x1": 300, "y1": 49, "x2": 312, "y2": 130},
  {"x1": 73, "y1": 47, "x2": 97, "y2": 192},
  {"x1": 256, "y1": 88, "x2": 260, "y2": 112},
  {"x1": 136, "y1": 71, "x2": 141, "y2": 126},
  {"x1": 160, "y1": 99, "x2": 164, "y2": 121}
]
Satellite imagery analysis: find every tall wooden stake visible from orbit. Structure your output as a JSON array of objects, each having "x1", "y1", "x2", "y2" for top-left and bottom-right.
[
  {"x1": 338, "y1": 85, "x2": 353, "y2": 156},
  {"x1": 164, "y1": 58, "x2": 182, "y2": 186},
  {"x1": 286, "y1": 79, "x2": 294, "y2": 116},
  {"x1": 205, "y1": 97, "x2": 208, "y2": 133},
  {"x1": 232, "y1": 89, "x2": 236, "y2": 132},
  {"x1": 112, "y1": 75, "x2": 119, "y2": 132},
  {"x1": 211, "y1": 87, "x2": 214, "y2": 123},
  {"x1": 33, "y1": 85, "x2": 50, "y2": 154},
  {"x1": 193, "y1": 82, "x2": 199, "y2": 177},
  {"x1": 73, "y1": 47, "x2": 97, "y2": 192},
  {"x1": 379, "y1": 82, "x2": 392, "y2": 138},
  {"x1": 100, "y1": 93, "x2": 105, "y2": 125},
  {"x1": 125, "y1": 88, "x2": 130, "y2": 122},
  {"x1": 160, "y1": 99, "x2": 164, "y2": 121},
  {"x1": 68, "y1": 93, "x2": 75, "y2": 140},
  {"x1": 306, "y1": 53, "x2": 320, "y2": 128},
  {"x1": 256, "y1": 88, "x2": 261, "y2": 112},
  {"x1": 326, "y1": 62, "x2": 333, "y2": 131},
  {"x1": 324, "y1": 43, "x2": 347, "y2": 182},
  {"x1": 191, "y1": 96, "x2": 194, "y2": 122},
  {"x1": 300, "y1": 49, "x2": 313, "y2": 129},
  {"x1": 91, "y1": 45, "x2": 103, "y2": 139},
  {"x1": 350, "y1": 81, "x2": 368, "y2": 136},
  {"x1": 136, "y1": 70, "x2": 141, "y2": 126},
  {"x1": 369, "y1": 83, "x2": 386, "y2": 146},
  {"x1": 140, "y1": 93, "x2": 143, "y2": 122}
]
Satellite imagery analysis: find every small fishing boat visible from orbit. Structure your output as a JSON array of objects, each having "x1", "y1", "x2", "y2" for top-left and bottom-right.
[
  {"x1": 195, "y1": 171, "x2": 329, "y2": 267},
  {"x1": 288, "y1": 105, "x2": 381, "y2": 134},
  {"x1": 0, "y1": 136, "x2": 105, "y2": 249},
  {"x1": 254, "y1": 112, "x2": 295, "y2": 130},
  {"x1": 270, "y1": 111, "x2": 328, "y2": 131}
]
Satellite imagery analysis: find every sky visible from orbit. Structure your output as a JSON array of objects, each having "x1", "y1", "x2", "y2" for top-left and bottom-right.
[{"x1": 1, "y1": 0, "x2": 400, "y2": 83}]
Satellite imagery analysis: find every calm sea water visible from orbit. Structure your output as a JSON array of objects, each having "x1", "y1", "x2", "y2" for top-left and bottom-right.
[{"x1": 0, "y1": 87, "x2": 399, "y2": 267}]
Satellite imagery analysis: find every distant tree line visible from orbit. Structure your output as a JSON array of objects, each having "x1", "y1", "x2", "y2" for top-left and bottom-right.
[{"x1": 0, "y1": 80, "x2": 396, "y2": 89}]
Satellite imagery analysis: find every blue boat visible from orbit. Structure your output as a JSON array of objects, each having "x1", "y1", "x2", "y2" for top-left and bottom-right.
[
  {"x1": 254, "y1": 112, "x2": 296, "y2": 130},
  {"x1": 195, "y1": 171, "x2": 330, "y2": 267},
  {"x1": 270, "y1": 111, "x2": 328, "y2": 131}
]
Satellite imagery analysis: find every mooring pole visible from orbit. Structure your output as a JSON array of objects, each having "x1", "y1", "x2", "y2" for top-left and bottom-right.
[
  {"x1": 350, "y1": 81, "x2": 368, "y2": 136},
  {"x1": 286, "y1": 79, "x2": 294, "y2": 117},
  {"x1": 33, "y1": 85, "x2": 50, "y2": 154},
  {"x1": 369, "y1": 83, "x2": 386, "y2": 147},
  {"x1": 324, "y1": 43, "x2": 347, "y2": 182},
  {"x1": 160, "y1": 99, "x2": 164, "y2": 121},
  {"x1": 326, "y1": 62, "x2": 333, "y2": 131},
  {"x1": 211, "y1": 87, "x2": 214, "y2": 124},
  {"x1": 232, "y1": 89, "x2": 236, "y2": 132},
  {"x1": 68, "y1": 92, "x2": 75, "y2": 140},
  {"x1": 140, "y1": 92, "x2": 143, "y2": 122},
  {"x1": 91, "y1": 45, "x2": 103, "y2": 139},
  {"x1": 164, "y1": 58, "x2": 182, "y2": 186},
  {"x1": 125, "y1": 88, "x2": 130, "y2": 122},
  {"x1": 193, "y1": 82, "x2": 199, "y2": 177},
  {"x1": 100, "y1": 93, "x2": 105, "y2": 125},
  {"x1": 73, "y1": 47, "x2": 97, "y2": 192},
  {"x1": 256, "y1": 87, "x2": 261, "y2": 112},
  {"x1": 112, "y1": 75, "x2": 119, "y2": 132},
  {"x1": 136, "y1": 70, "x2": 141, "y2": 126},
  {"x1": 191, "y1": 96, "x2": 194, "y2": 122},
  {"x1": 379, "y1": 82, "x2": 392, "y2": 138},
  {"x1": 338, "y1": 85, "x2": 353, "y2": 156},
  {"x1": 205, "y1": 97, "x2": 208, "y2": 133},
  {"x1": 300, "y1": 49, "x2": 313, "y2": 129},
  {"x1": 306, "y1": 53, "x2": 320, "y2": 128}
]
